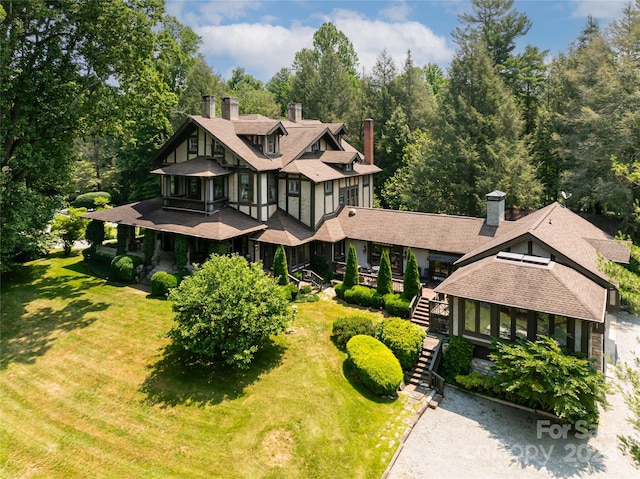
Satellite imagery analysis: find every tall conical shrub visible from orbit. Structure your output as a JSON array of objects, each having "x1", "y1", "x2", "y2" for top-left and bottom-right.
[
  {"x1": 376, "y1": 249, "x2": 393, "y2": 295},
  {"x1": 273, "y1": 244, "x2": 289, "y2": 285},
  {"x1": 343, "y1": 243, "x2": 359, "y2": 289},
  {"x1": 404, "y1": 248, "x2": 421, "y2": 298}
]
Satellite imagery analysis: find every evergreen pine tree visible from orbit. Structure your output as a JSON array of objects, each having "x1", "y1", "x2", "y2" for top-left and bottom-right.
[
  {"x1": 404, "y1": 248, "x2": 421, "y2": 298},
  {"x1": 343, "y1": 243, "x2": 359, "y2": 289},
  {"x1": 273, "y1": 244, "x2": 289, "y2": 286},
  {"x1": 376, "y1": 249, "x2": 393, "y2": 295}
]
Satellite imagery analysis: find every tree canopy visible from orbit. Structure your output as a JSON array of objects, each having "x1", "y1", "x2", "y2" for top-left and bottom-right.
[{"x1": 168, "y1": 254, "x2": 294, "y2": 369}]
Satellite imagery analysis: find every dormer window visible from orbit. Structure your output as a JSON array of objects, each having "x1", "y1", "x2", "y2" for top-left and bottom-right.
[
  {"x1": 266, "y1": 135, "x2": 277, "y2": 155},
  {"x1": 344, "y1": 162, "x2": 353, "y2": 172},
  {"x1": 188, "y1": 136, "x2": 198, "y2": 154},
  {"x1": 312, "y1": 141, "x2": 320, "y2": 152}
]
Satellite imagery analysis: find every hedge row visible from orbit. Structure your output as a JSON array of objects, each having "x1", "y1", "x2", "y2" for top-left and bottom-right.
[
  {"x1": 334, "y1": 283, "x2": 410, "y2": 318},
  {"x1": 73, "y1": 191, "x2": 111, "y2": 209},
  {"x1": 346, "y1": 335, "x2": 403, "y2": 396}
]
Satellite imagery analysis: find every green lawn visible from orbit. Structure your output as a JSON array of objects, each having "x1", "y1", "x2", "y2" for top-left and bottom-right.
[{"x1": 0, "y1": 252, "x2": 410, "y2": 478}]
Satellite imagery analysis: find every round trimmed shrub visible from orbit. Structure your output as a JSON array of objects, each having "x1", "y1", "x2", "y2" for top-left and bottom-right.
[
  {"x1": 110, "y1": 254, "x2": 143, "y2": 283},
  {"x1": 376, "y1": 318, "x2": 426, "y2": 371},
  {"x1": 300, "y1": 284, "x2": 312, "y2": 295},
  {"x1": 73, "y1": 191, "x2": 111, "y2": 209},
  {"x1": 151, "y1": 271, "x2": 179, "y2": 297},
  {"x1": 331, "y1": 315, "x2": 376, "y2": 350},
  {"x1": 334, "y1": 282, "x2": 345, "y2": 299},
  {"x1": 346, "y1": 335, "x2": 403, "y2": 396}
]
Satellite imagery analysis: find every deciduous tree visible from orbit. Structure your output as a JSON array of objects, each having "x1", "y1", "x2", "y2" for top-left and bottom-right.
[{"x1": 168, "y1": 254, "x2": 294, "y2": 369}]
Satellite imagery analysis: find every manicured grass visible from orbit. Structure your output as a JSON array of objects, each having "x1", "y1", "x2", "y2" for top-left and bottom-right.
[{"x1": 1, "y1": 252, "x2": 410, "y2": 478}]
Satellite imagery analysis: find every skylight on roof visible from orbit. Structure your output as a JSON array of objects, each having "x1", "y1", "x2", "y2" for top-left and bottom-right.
[{"x1": 497, "y1": 251, "x2": 551, "y2": 266}]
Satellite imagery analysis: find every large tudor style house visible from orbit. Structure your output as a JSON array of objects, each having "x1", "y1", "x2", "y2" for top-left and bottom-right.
[{"x1": 85, "y1": 96, "x2": 630, "y2": 373}]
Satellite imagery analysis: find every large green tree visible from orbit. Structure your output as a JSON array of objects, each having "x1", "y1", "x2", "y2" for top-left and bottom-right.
[
  {"x1": 551, "y1": 16, "x2": 639, "y2": 218},
  {"x1": 0, "y1": 0, "x2": 171, "y2": 271},
  {"x1": 289, "y1": 22, "x2": 361, "y2": 130},
  {"x1": 168, "y1": 254, "x2": 294, "y2": 369},
  {"x1": 383, "y1": 41, "x2": 541, "y2": 216}
]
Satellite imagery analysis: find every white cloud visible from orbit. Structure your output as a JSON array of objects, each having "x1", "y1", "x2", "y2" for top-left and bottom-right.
[
  {"x1": 570, "y1": 0, "x2": 627, "y2": 19},
  {"x1": 328, "y1": 8, "x2": 454, "y2": 76},
  {"x1": 195, "y1": 23, "x2": 316, "y2": 80},
  {"x1": 166, "y1": 0, "x2": 262, "y2": 26},
  {"x1": 379, "y1": 0, "x2": 413, "y2": 22},
  {"x1": 186, "y1": 4, "x2": 453, "y2": 82}
]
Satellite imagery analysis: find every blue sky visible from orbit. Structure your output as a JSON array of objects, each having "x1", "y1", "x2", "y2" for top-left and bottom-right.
[{"x1": 166, "y1": 0, "x2": 630, "y2": 82}]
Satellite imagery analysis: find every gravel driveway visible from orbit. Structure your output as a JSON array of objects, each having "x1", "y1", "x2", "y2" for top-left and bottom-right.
[{"x1": 387, "y1": 312, "x2": 640, "y2": 479}]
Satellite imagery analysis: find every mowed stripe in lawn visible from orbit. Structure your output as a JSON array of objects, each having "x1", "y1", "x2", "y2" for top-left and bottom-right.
[{"x1": 1, "y1": 253, "x2": 410, "y2": 478}]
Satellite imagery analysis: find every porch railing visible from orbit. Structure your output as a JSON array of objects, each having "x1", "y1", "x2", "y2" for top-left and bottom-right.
[
  {"x1": 409, "y1": 285, "x2": 424, "y2": 318},
  {"x1": 302, "y1": 269, "x2": 324, "y2": 290},
  {"x1": 333, "y1": 262, "x2": 403, "y2": 293},
  {"x1": 287, "y1": 273, "x2": 301, "y2": 286},
  {"x1": 426, "y1": 340, "x2": 445, "y2": 396},
  {"x1": 429, "y1": 292, "x2": 450, "y2": 335}
]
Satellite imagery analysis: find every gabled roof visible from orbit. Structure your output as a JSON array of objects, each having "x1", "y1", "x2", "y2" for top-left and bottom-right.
[
  {"x1": 278, "y1": 124, "x2": 342, "y2": 166},
  {"x1": 190, "y1": 116, "x2": 278, "y2": 171},
  {"x1": 281, "y1": 159, "x2": 381, "y2": 182},
  {"x1": 334, "y1": 207, "x2": 519, "y2": 254},
  {"x1": 252, "y1": 209, "x2": 315, "y2": 246},
  {"x1": 434, "y1": 255, "x2": 607, "y2": 323},
  {"x1": 232, "y1": 119, "x2": 287, "y2": 137},
  {"x1": 151, "y1": 157, "x2": 231, "y2": 177},
  {"x1": 456, "y1": 202, "x2": 631, "y2": 285},
  {"x1": 83, "y1": 199, "x2": 266, "y2": 241}
]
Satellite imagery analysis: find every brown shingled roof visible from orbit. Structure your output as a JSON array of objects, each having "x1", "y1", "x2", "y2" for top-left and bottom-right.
[
  {"x1": 151, "y1": 157, "x2": 231, "y2": 177},
  {"x1": 335, "y1": 207, "x2": 519, "y2": 254},
  {"x1": 83, "y1": 198, "x2": 266, "y2": 241},
  {"x1": 456, "y1": 203, "x2": 631, "y2": 284},
  {"x1": 299, "y1": 150, "x2": 359, "y2": 164},
  {"x1": 434, "y1": 255, "x2": 607, "y2": 322},
  {"x1": 232, "y1": 120, "x2": 287, "y2": 136},
  {"x1": 252, "y1": 209, "x2": 315, "y2": 246},
  {"x1": 191, "y1": 116, "x2": 278, "y2": 171}
]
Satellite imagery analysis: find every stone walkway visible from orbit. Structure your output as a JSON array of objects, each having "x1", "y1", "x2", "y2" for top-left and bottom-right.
[{"x1": 387, "y1": 312, "x2": 640, "y2": 479}]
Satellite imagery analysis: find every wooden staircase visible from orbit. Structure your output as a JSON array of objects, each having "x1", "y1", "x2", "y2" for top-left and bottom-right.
[
  {"x1": 410, "y1": 294, "x2": 430, "y2": 329},
  {"x1": 405, "y1": 335, "x2": 441, "y2": 389}
]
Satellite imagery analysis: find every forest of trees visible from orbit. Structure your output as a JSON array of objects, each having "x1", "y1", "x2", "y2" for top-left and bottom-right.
[{"x1": 2, "y1": 0, "x2": 639, "y2": 271}]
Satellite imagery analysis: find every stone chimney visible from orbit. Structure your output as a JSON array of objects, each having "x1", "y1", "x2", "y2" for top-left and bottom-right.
[
  {"x1": 363, "y1": 118, "x2": 374, "y2": 165},
  {"x1": 221, "y1": 97, "x2": 239, "y2": 121},
  {"x1": 202, "y1": 95, "x2": 216, "y2": 118},
  {"x1": 288, "y1": 103, "x2": 302, "y2": 122},
  {"x1": 486, "y1": 190, "x2": 506, "y2": 227}
]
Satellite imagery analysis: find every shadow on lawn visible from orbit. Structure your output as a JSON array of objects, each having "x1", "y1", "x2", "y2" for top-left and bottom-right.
[
  {"x1": 1, "y1": 261, "x2": 109, "y2": 370},
  {"x1": 140, "y1": 340, "x2": 287, "y2": 407}
]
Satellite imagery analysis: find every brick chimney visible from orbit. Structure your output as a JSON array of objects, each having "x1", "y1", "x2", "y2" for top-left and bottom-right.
[
  {"x1": 363, "y1": 118, "x2": 374, "y2": 165},
  {"x1": 486, "y1": 190, "x2": 506, "y2": 226},
  {"x1": 288, "y1": 103, "x2": 302, "y2": 122},
  {"x1": 202, "y1": 95, "x2": 216, "y2": 118},
  {"x1": 221, "y1": 97, "x2": 239, "y2": 121}
]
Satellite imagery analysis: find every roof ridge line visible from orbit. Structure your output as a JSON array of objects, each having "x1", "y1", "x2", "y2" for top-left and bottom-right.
[{"x1": 528, "y1": 202, "x2": 559, "y2": 232}]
